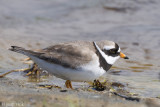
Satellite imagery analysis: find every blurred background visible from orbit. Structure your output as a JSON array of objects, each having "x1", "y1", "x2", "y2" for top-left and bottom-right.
[{"x1": 0, "y1": 0, "x2": 160, "y2": 99}]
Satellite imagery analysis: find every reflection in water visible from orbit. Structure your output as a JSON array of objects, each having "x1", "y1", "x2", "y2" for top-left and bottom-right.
[
  {"x1": 129, "y1": 66, "x2": 150, "y2": 70},
  {"x1": 131, "y1": 70, "x2": 143, "y2": 72},
  {"x1": 132, "y1": 42, "x2": 139, "y2": 46},
  {"x1": 110, "y1": 58, "x2": 159, "y2": 98},
  {"x1": 144, "y1": 49, "x2": 152, "y2": 60}
]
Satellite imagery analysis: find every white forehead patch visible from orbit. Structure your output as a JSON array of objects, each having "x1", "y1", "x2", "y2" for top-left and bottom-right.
[
  {"x1": 104, "y1": 44, "x2": 121, "y2": 53},
  {"x1": 94, "y1": 42, "x2": 120, "y2": 65},
  {"x1": 118, "y1": 47, "x2": 121, "y2": 52},
  {"x1": 103, "y1": 45, "x2": 115, "y2": 50}
]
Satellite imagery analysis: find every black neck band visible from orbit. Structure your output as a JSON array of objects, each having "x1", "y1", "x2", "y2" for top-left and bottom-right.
[{"x1": 93, "y1": 42, "x2": 112, "y2": 72}]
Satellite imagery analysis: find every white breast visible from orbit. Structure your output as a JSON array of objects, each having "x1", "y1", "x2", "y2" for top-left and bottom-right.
[{"x1": 29, "y1": 54, "x2": 105, "y2": 82}]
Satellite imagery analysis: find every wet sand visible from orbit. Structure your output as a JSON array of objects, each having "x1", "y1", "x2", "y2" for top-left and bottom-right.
[
  {"x1": 0, "y1": 77, "x2": 158, "y2": 107},
  {"x1": 0, "y1": 0, "x2": 160, "y2": 106}
]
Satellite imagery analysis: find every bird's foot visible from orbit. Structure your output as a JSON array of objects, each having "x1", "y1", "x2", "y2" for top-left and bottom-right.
[
  {"x1": 22, "y1": 57, "x2": 31, "y2": 61},
  {"x1": 65, "y1": 80, "x2": 73, "y2": 89},
  {"x1": 21, "y1": 57, "x2": 33, "y2": 64}
]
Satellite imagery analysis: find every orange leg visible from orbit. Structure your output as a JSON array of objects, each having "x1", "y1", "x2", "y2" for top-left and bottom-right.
[
  {"x1": 23, "y1": 57, "x2": 31, "y2": 61},
  {"x1": 65, "y1": 80, "x2": 73, "y2": 89}
]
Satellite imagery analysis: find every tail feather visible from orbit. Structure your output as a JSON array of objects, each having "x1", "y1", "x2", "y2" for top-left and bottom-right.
[
  {"x1": 9, "y1": 46, "x2": 25, "y2": 52},
  {"x1": 9, "y1": 46, "x2": 43, "y2": 57}
]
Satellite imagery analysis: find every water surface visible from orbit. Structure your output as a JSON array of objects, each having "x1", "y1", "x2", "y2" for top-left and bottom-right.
[{"x1": 0, "y1": 0, "x2": 160, "y2": 98}]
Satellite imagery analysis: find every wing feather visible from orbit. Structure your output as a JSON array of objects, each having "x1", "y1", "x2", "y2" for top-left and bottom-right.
[{"x1": 36, "y1": 41, "x2": 95, "y2": 68}]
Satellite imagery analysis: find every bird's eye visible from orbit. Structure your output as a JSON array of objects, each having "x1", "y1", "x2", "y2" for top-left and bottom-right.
[{"x1": 110, "y1": 49, "x2": 116, "y2": 54}]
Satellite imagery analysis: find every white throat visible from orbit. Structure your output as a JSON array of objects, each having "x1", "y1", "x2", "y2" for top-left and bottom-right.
[{"x1": 94, "y1": 42, "x2": 120, "y2": 65}]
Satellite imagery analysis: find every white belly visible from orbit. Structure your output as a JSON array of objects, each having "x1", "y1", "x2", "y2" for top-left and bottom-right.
[{"x1": 29, "y1": 55, "x2": 106, "y2": 82}]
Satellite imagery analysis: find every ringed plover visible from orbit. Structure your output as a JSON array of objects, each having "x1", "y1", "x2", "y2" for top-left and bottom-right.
[{"x1": 9, "y1": 40, "x2": 128, "y2": 89}]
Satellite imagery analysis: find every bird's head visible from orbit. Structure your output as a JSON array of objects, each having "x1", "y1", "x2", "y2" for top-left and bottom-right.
[{"x1": 94, "y1": 41, "x2": 129, "y2": 66}]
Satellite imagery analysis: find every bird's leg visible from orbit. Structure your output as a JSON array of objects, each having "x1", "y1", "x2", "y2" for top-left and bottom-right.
[
  {"x1": 23, "y1": 57, "x2": 31, "y2": 61},
  {"x1": 65, "y1": 80, "x2": 73, "y2": 89},
  {"x1": 65, "y1": 80, "x2": 70, "y2": 88},
  {"x1": 22, "y1": 57, "x2": 33, "y2": 64},
  {"x1": 68, "y1": 80, "x2": 73, "y2": 89}
]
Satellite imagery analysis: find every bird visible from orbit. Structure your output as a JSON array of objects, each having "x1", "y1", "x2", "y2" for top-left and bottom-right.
[{"x1": 9, "y1": 40, "x2": 128, "y2": 89}]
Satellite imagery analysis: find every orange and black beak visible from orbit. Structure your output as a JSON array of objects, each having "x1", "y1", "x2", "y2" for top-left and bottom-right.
[{"x1": 120, "y1": 52, "x2": 129, "y2": 59}]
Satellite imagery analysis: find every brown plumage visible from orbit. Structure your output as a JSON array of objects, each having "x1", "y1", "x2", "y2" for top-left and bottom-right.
[
  {"x1": 9, "y1": 40, "x2": 128, "y2": 89},
  {"x1": 10, "y1": 40, "x2": 115, "y2": 69}
]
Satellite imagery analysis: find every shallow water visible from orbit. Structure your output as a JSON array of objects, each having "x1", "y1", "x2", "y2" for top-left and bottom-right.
[{"x1": 0, "y1": 0, "x2": 160, "y2": 98}]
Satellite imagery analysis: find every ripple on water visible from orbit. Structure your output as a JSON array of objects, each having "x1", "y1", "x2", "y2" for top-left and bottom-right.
[{"x1": 110, "y1": 59, "x2": 159, "y2": 98}]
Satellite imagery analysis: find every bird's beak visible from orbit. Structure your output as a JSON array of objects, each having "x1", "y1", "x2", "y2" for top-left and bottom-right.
[{"x1": 120, "y1": 52, "x2": 129, "y2": 59}]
